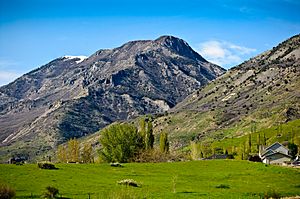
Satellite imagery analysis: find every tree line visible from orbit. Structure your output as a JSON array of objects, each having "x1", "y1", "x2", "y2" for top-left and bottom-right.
[
  {"x1": 99, "y1": 116, "x2": 169, "y2": 163},
  {"x1": 56, "y1": 116, "x2": 170, "y2": 163},
  {"x1": 57, "y1": 139, "x2": 93, "y2": 163}
]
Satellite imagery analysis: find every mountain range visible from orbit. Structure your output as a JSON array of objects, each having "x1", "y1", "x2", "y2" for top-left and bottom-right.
[
  {"x1": 75, "y1": 34, "x2": 300, "y2": 155},
  {"x1": 0, "y1": 36, "x2": 225, "y2": 160}
]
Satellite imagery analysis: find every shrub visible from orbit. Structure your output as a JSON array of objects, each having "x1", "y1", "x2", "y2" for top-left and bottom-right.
[
  {"x1": 264, "y1": 189, "x2": 280, "y2": 199},
  {"x1": 42, "y1": 186, "x2": 59, "y2": 199},
  {"x1": 0, "y1": 183, "x2": 16, "y2": 199},
  {"x1": 117, "y1": 179, "x2": 139, "y2": 187},
  {"x1": 38, "y1": 162, "x2": 57, "y2": 170}
]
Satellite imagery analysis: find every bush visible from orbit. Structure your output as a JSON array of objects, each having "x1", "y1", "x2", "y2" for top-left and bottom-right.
[
  {"x1": 42, "y1": 186, "x2": 59, "y2": 199},
  {"x1": 117, "y1": 179, "x2": 139, "y2": 187},
  {"x1": 264, "y1": 189, "x2": 281, "y2": 199},
  {"x1": 38, "y1": 162, "x2": 57, "y2": 170},
  {"x1": 215, "y1": 184, "x2": 230, "y2": 189},
  {"x1": 0, "y1": 183, "x2": 16, "y2": 199}
]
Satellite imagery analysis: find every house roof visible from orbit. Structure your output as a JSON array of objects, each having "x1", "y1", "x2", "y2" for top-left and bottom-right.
[
  {"x1": 265, "y1": 142, "x2": 288, "y2": 151},
  {"x1": 263, "y1": 151, "x2": 292, "y2": 159},
  {"x1": 261, "y1": 149, "x2": 276, "y2": 158},
  {"x1": 261, "y1": 142, "x2": 289, "y2": 157}
]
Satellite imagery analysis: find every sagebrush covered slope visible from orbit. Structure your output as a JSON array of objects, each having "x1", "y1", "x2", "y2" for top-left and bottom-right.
[{"x1": 152, "y1": 34, "x2": 300, "y2": 147}]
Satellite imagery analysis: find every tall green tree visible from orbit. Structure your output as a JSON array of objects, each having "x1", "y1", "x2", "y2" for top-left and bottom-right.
[
  {"x1": 288, "y1": 142, "x2": 298, "y2": 159},
  {"x1": 262, "y1": 133, "x2": 267, "y2": 145},
  {"x1": 99, "y1": 123, "x2": 143, "y2": 163},
  {"x1": 139, "y1": 117, "x2": 154, "y2": 150},
  {"x1": 256, "y1": 134, "x2": 261, "y2": 152},
  {"x1": 248, "y1": 134, "x2": 252, "y2": 153},
  {"x1": 160, "y1": 132, "x2": 169, "y2": 153}
]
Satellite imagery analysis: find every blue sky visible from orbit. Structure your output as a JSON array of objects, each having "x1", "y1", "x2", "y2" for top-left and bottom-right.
[{"x1": 0, "y1": 0, "x2": 299, "y2": 85}]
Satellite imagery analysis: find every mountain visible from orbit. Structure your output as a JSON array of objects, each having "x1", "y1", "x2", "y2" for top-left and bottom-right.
[
  {"x1": 150, "y1": 34, "x2": 300, "y2": 148},
  {"x1": 0, "y1": 36, "x2": 225, "y2": 160}
]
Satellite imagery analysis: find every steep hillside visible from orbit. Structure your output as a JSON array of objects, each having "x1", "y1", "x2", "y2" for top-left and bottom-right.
[
  {"x1": 0, "y1": 36, "x2": 224, "y2": 161},
  {"x1": 151, "y1": 34, "x2": 300, "y2": 148}
]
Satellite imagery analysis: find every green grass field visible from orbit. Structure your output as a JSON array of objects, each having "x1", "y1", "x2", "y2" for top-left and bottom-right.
[{"x1": 0, "y1": 160, "x2": 300, "y2": 198}]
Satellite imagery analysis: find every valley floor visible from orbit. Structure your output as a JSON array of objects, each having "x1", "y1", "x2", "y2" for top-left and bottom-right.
[{"x1": 0, "y1": 160, "x2": 299, "y2": 198}]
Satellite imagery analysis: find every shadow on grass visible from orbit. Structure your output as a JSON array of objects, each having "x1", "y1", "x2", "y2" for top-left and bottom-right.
[
  {"x1": 16, "y1": 195, "x2": 40, "y2": 199},
  {"x1": 17, "y1": 194, "x2": 70, "y2": 199},
  {"x1": 176, "y1": 191, "x2": 207, "y2": 196}
]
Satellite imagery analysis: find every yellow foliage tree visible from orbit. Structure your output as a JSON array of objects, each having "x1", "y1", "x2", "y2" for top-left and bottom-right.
[
  {"x1": 68, "y1": 138, "x2": 80, "y2": 162},
  {"x1": 57, "y1": 145, "x2": 67, "y2": 163},
  {"x1": 81, "y1": 143, "x2": 93, "y2": 163}
]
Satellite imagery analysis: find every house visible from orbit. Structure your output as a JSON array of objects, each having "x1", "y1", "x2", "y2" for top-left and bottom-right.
[{"x1": 259, "y1": 142, "x2": 291, "y2": 165}]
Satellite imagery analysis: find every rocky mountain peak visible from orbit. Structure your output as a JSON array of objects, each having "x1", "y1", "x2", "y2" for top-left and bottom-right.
[
  {"x1": 154, "y1": 35, "x2": 207, "y2": 61},
  {"x1": 0, "y1": 36, "x2": 225, "y2": 161}
]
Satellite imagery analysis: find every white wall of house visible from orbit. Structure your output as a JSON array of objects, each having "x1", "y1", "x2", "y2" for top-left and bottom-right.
[{"x1": 264, "y1": 153, "x2": 291, "y2": 164}]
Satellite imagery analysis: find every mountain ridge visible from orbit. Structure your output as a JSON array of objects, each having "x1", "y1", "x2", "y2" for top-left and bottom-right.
[
  {"x1": 0, "y1": 35, "x2": 225, "y2": 161},
  {"x1": 149, "y1": 34, "x2": 300, "y2": 149}
]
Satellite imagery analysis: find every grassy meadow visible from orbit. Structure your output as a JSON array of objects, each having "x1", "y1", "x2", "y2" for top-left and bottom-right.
[{"x1": 0, "y1": 160, "x2": 300, "y2": 198}]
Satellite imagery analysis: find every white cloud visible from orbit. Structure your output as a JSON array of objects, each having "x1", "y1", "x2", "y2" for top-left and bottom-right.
[
  {"x1": 0, "y1": 71, "x2": 21, "y2": 86},
  {"x1": 0, "y1": 60, "x2": 19, "y2": 68},
  {"x1": 0, "y1": 58, "x2": 23, "y2": 86},
  {"x1": 196, "y1": 40, "x2": 256, "y2": 68}
]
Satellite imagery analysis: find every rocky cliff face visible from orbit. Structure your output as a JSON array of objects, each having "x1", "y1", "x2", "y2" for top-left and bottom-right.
[{"x1": 0, "y1": 36, "x2": 224, "y2": 159}]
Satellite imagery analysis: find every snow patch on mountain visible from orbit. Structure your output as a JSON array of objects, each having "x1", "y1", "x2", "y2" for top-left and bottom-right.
[{"x1": 63, "y1": 55, "x2": 87, "y2": 63}]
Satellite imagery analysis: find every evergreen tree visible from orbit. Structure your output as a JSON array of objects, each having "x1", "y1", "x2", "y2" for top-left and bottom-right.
[
  {"x1": 139, "y1": 117, "x2": 154, "y2": 150},
  {"x1": 239, "y1": 143, "x2": 247, "y2": 160},
  {"x1": 263, "y1": 133, "x2": 267, "y2": 145},
  {"x1": 248, "y1": 134, "x2": 252, "y2": 153},
  {"x1": 288, "y1": 142, "x2": 298, "y2": 159},
  {"x1": 256, "y1": 134, "x2": 261, "y2": 152},
  {"x1": 145, "y1": 120, "x2": 154, "y2": 150}
]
